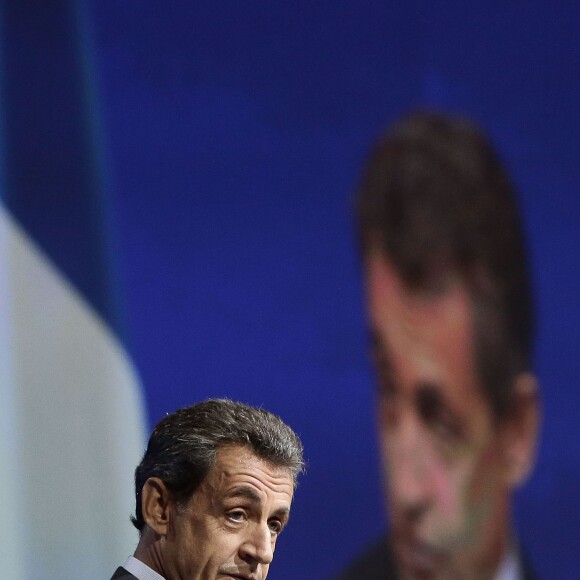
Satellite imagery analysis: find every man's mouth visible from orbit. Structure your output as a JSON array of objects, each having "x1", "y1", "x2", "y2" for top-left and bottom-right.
[
  {"x1": 391, "y1": 533, "x2": 447, "y2": 577},
  {"x1": 219, "y1": 572, "x2": 259, "y2": 580}
]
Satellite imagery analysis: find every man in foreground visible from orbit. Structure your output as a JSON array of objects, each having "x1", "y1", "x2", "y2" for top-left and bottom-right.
[
  {"x1": 110, "y1": 398, "x2": 304, "y2": 580},
  {"x1": 340, "y1": 113, "x2": 540, "y2": 579}
]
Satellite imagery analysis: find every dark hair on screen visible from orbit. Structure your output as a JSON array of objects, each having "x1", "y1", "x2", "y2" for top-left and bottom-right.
[
  {"x1": 356, "y1": 111, "x2": 534, "y2": 419},
  {"x1": 131, "y1": 398, "x2": 304, "y2": 532}
]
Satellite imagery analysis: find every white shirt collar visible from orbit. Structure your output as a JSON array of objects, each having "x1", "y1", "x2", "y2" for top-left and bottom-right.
[
  {"x1": 123, "y1": 555, "x2": 166, "y2": 580},
  {"x1": 494, "y1": 544, "x2": 522, "y2": 580},
  {"x1": 124, "y1": 544, "x2": 522, "y2": 580}
]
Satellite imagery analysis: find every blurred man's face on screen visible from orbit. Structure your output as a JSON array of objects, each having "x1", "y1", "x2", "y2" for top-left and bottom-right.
[{"x1": 366, "y1": 251, "x2": 514, "y2": 579}]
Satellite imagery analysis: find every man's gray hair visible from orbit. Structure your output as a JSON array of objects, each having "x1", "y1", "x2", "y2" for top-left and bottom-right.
[{"x1": 131, "y1": 398, "x2": 304, "y2": 531}]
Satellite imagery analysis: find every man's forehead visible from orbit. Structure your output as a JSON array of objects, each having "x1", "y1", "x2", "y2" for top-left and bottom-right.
[
  {"x1": 368, "y1": 253, "x2": 474, "y2": 338},
  {"x1": 210, "y1": 445, "x2": 295, "y2": 496},
  {"x1": 367, "y1": 251, "x2": 470, "y2": 310}
]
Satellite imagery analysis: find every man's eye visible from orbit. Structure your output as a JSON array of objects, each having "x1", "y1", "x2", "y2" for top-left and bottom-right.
[
  {"x1": 432, "y1": 417, "x2": 460, "y2": 441},
  {"x1": 428, "y1": 410, "x2": 466, "y2": 448},
  {"x1": 226, "y1": 510, "x2": 246, "y2": 523},
  {"x1": 416, "y1": 385, "x2": 464, "y2": 444},
  {"x1": 268, "y1": 519, "x2": 283, "y2": 535}
]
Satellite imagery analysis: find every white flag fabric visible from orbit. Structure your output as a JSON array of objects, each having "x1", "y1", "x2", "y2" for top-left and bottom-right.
[
  {"x1": 0, "y1": 1, "x2": 147, "y2": 578},
  {"x1": 0, "y1": 206, "x2": 146, "y2": 579}
]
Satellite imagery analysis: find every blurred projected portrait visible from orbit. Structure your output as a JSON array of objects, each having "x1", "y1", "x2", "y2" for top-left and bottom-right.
[{"x1": 339, "y1": 113, "x2": 540, "y2": 580}]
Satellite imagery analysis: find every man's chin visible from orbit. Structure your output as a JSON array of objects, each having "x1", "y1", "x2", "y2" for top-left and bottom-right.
[
  {"x1": 217, "y1": 569, "x2": 261, "y2": 580},
  {"x1": 391, "y1": 532, "x2": 449, "y2": 580}
]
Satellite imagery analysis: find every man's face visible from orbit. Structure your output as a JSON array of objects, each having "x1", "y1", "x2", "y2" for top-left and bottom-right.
[
  {"x1": 366, "y1": 253, "x2": 514, "y2": 579},
  {"x1": 162, "y1": 445, "x2": 294, "y2": 580}
]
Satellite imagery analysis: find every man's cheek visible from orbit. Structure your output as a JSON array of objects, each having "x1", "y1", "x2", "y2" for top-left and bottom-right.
[
  {"x1": 455, "y1": 458, "x2": 495, "y2": 546},
  {"x1": 434, "y1": 473, "x2": 456, "y2": 516},
  {"x1": 427, "y1": 457, "x2": 477, "y2": 549},
  {"x1": 430, "y1": 462, "x2": 462, "y2": 529}
]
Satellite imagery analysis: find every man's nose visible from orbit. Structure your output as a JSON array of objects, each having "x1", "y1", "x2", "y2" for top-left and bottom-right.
[
  {"x1": 385, "y1": 416, "x2": 432, "y2": 520},
  {"x1": 240, "y1": 524, "x2": 275, "y2": 567}
]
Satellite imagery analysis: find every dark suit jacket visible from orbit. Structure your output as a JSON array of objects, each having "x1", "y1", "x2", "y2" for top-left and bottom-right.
[
  {"x1": 110, "y1": 567, "x2": 138, "y2": 580},
  {"x1": 334, "y1": 537, "x2": 398, "y2": 580},
  {"x1": 334, "y1": 535, "x2": 536, "y2": 580}
]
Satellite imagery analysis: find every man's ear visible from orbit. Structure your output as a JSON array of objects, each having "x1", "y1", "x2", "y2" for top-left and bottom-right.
[
  {"x1": 501, "y1": 372, "x2": 541, "y2": 488},
  {"x1": 141, "y1": 477, "x2": 172, "y2": 536}
]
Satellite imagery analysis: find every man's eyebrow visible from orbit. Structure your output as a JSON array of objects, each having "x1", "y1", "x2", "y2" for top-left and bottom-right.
[
  {"x1": 269, "y1": 506, "x2": 291, "y2": 532},
  {"x1": 225, "y1": 486, "x2": 262, "y2": 502},
  {"x1": 416, "y1": 382, "x2": 466, "y2": 437},
  {"x1": 224, "y1": 486, "x2": 291, "y2": 520},
  {"x1": 272, "y1": 506, "x2": 290, "y2": 519}
]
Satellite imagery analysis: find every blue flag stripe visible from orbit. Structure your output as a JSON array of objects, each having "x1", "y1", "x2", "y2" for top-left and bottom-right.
[{"x1": 0, "y1": 0, "x2": 122, "y2": 338}]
